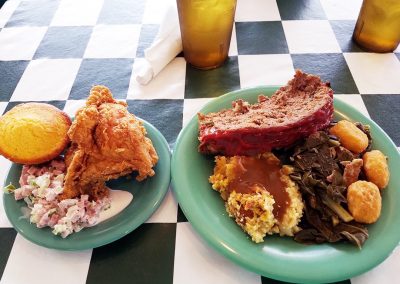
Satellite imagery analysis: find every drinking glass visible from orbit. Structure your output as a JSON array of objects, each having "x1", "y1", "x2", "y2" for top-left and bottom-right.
[
  {"x1": 353, "y1": 0, "x2": 400, "y2": 52},
  {"x1": 177, "y1": 0, "x2": 237, "y2": 69}
]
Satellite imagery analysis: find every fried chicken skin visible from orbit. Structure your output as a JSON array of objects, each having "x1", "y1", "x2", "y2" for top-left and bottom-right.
[{"x1": 61, "y1": 86, "x2": 158, "y2": 200}]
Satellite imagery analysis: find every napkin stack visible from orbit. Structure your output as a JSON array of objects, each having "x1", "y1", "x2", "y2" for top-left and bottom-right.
[{"x1": 135, "y1": 2, "x2": 182, "y2": 85}]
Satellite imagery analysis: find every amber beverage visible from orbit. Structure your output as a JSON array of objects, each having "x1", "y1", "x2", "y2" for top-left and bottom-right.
[
  {"x1": 177, "y1": 0, "x2": 237, "y2": 69},
  {"x1": 353, "y1": 0, "x2": 400, "y2": 52}
]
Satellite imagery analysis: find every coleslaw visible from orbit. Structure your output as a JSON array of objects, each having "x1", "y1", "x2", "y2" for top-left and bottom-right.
[{"x1": 4, "y1": 159, "x2": 111, "y2": 238}]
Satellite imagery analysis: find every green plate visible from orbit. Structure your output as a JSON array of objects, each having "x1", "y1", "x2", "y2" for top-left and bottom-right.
[
  {"x1": 3, "y1": 119, "x2": 171, "y2": 251},
  {"x1": 171, "y1": 86, "x2": 400, "y2": 283}
]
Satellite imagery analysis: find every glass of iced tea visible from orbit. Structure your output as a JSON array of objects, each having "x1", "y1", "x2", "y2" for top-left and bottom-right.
[
  {"x1": 353, "y1": 0, "x2": 400, "y2": 52},
  {"x1": 176, "y1": 0, "x2": 237, "y2": 70}
]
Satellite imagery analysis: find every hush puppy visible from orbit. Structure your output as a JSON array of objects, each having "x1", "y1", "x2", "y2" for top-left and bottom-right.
[
  {"x1": 329, "y1": 120, "x2": 368, "y2": 154},
  {"x1": 363, "y1": 150, "x2": 390, "y2": 190},
  {"x1": 347, "y1": 181, "x2": 381, "y2": 224}
]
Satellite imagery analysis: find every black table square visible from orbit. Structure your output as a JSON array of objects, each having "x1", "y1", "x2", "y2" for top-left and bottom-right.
[
  {"x1": 4, "y1": 100, "x2": 66, "y2": 113},
  {"x1": 177, "y1": 205, "x2": 188, "y2": 223},
  {"x1": 127, "y1": 99, "x2": 183, "y2": 147},
  {"x1": 330, "y1": 21, "x2": 364, "y2": 53},
  {"x1": 291, "y1": 53, "x2": 359, "y2": 94},
  {"x1": 362, "y1": 95, "x2": 400, "y2": 146},
  {"x1": 69, "y1": 58, "x2": 134, "y2": 100},
  {"x1": 136, "y1": 24, "x2": 159, "y2": 58},
  {"x1": 262, "y1": 274, "x2": 351, "y2": 283},
  {"x1": 34, "y1": 27, "x2": 93, "y2": 59},
  {"x1": 184, "y1": 56, "x2": 240, "y2": 98},
  {"x1": 0, "y1": 229, "x2": 17, "y2": 280},
  {"x1": 5, "y1": 0, "x2": 60, "y2": 27},
  {"x1": 87, "y1": 223, "x2": 176, "y2": 284},
  {"x1": 0, "y1": 60, "x2": 29, "y2": 101},
  {"x1": 236, "y1": 22, "x2": 289, "y2": 55},
  {"x1": 97, "y1": 0, "x2": 145, "y2": 25},
  {"x1": 276, "y1": 0, "x2": 327, "y2": 20}
]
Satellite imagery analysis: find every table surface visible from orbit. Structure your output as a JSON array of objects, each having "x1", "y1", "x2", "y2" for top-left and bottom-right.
[{"x1": 0, "y1": 0, "x2": 399, "y2": 283}]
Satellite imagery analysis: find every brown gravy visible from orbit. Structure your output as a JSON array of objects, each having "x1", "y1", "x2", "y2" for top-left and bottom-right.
[{"x1": 227, "y1": 156, "x2": 290, "y2": 222}]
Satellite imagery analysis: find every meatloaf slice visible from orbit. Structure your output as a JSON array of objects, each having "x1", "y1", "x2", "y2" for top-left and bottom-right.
[{"x1": 198, "y1": 70, "x2": 334, "y2": 156}]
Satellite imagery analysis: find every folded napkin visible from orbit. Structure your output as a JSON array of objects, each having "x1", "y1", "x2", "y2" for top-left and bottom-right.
[{"x1": 135, "y1": 2, "x2": 182, "y2": 85}]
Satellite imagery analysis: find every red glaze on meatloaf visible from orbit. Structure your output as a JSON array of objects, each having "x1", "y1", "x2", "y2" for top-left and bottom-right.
[{"x1": 198, "y1": 70, "x2": 334, "y2": 156}]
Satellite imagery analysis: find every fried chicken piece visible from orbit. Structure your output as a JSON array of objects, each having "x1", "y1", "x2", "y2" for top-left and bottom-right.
[{"x1": 61, "y1": 86, "x2": 158, "y2": 200}]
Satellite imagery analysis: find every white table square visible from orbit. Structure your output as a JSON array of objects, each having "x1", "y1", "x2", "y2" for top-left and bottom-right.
[
  {"x1": 0, "y1": 27, "x2": 47, "y2": 60},
  {"x1": 0, "y1": 0, "x2": 20, "y2": 28},
  {"x1": 282, "y1": 20, "x2": 341, "y2": 53},
  {"x1": 334, "y1": 94, "x2": 370, "y2": 118},
  {"x1": 228, "y1": 23, "x2": 238, "y2": 56},
  {"x1": 11, "y1": 59, "x2": 81, "y2": 101},
  {"x1": 142, "y1": 0, "x2": 169, "y2": 24},
  {"x1": 51, "y1": 0, "x2": 104, "y2": 26},
  {"x1": 0, "y1": 102, "x2": 8, "y2": 115},
  {"x1": 239, "y1": 54, "x2": 295, "y2": 88},
  {"x1": 173, "y1": 223, "x2": 262, "y2": 284},
  {"x1": 145, "y1": 188, "x2": 178, "y2": 223},
  {"x1": 128, "y1": 57, "x2": 186, "y2": 100},
  {"x1": 183, "y1": 98, "x2": 213, "y2": 127},
  {"x1": 1, "y1": 235, "x2": 92, "y2": 284},
  {"x1": 320, "y1": 0, "x2": 363, "y2": 20},
  {"x1": 84, "y1": 25, "x2": 141, "y2": 59},
  {"x1": 344, "y1": 53, "x2": 400, "y2": 94},
  {"x1": 235, "y1": 0, "x2": 280, "y2": 22},
  {"x1": 62, "y1": 99, "x2": 86, "y2": 117},
  {"x1": 352, "y1": 246, "x2": 400, "y2": 284}
]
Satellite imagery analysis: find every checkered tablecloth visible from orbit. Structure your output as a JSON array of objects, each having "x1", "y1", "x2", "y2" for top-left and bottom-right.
[{"x1": 0, "y1": 0, "x2": 399, "y2": 283}]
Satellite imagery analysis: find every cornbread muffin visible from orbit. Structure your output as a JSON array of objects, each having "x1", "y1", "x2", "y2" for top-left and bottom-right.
[
  {"x1": 347, "y1": 180, "x2": 381, "y2": 224},
  {"x1": 0, "y1": 103, "x2": 71, "y2": 164},
  {"x1": 209, "y1": 152, "x2": 303, "y2": 243}
]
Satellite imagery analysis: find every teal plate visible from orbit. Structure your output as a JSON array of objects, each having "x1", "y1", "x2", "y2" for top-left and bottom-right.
[
  {"x1": 171, "y1": 86, "x2": 400, "y2": 283},
  {"x1": 3, "y1": 119, "x2": 171, "y2": 251}
]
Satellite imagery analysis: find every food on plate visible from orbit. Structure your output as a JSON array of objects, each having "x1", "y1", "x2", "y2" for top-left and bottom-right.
[
  {"x1": 329, "y1": 120, "x2": 369, "y2": 154},
  {"x1": 199, "y1": 70, "x2": 390, "y2": 248},
  {"x1": 347, "y1": 181, "x2": 381, "y2": 224},
  {"x1": 288, "y1": 120, "x2": 388, "y2": 248},
  {"x1": 343, "y1": 158, "x2": 363, "y2": 187},
  {"x1": 4, "y1": 159, "x2": 111, "y2": 237},
  {"x1": 289, "y1": 130, "x2": 371, "y2": 248},
  {"x1": 209, "y1": 153, "x2": 303, "y2": 243},
  {"x1": 363, "y1": 150, "x2": 390, "y2": 189},
  {"x1": 198, "y1": 70, "x2": 333, "y2": 156},
  {"x1": 226, "y1": 190, "x2": 275, "y2": 243},
  {"x1": 61, "y1": 85, "x2": 158, "y2": 200},
  {"x1": 3, "y1": 85, "x2": 159, "y2": 238},
  {"x1": 0, "y1": 103, "x2": 71, "y2": 164}
]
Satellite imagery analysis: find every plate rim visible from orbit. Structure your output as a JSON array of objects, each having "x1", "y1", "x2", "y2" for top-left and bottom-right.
[
  {"x1": 3, "y1": 118, "x2": 171, "y2": 251},
  {"x1": 171, "y1": 85, "x2": 400, "y2": 283}
]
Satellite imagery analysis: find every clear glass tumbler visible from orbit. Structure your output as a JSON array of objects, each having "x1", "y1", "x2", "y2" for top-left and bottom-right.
[
  {"x1": 177, "y1": 0, "x2": 237, "y2": 70},
  {"x1": 353, "y1": 0, "x2": 400, "y2": 52}
]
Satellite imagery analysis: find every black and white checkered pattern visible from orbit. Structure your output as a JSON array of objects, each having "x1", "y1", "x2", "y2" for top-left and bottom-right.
[{"x1": 0, "y1": 0, "x2": 399, "y2": 283}]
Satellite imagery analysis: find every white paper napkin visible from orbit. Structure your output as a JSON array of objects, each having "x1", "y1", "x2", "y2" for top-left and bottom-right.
[{"x1": 135, "y1": 2, "x2": 182, "y2": 85}]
